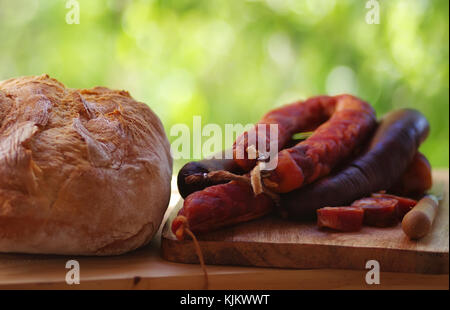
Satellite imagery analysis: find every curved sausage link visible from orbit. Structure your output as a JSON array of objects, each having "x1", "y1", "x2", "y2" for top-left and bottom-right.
[
  {"x1": 180, "y1": 95, "x2": 375, "y2": 196},
  {"x1": 264, "y1": 95, "x2": 376, "y2": 193},
  {"x1": 388, "y1": 152, "x2": 432, "y2": 198},
  {"x1": 281, "y1": 109, "x2": 430, "y2": 219},
  {"x1": 177, "y1": 151, "x2": 243, "y2": 199},
  {"x1": 233, "y1": 95, "x2": 336, "y2": 171},
  {"x1": 172, "y1": 181, "x2": 274, "y2": 240},
  {"x1": 172, "y1": 109, "x2": 429, "y2": 237}
]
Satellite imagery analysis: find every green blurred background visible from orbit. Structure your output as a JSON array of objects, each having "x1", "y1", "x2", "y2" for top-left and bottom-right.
[{"x1": 0, "y1": 0, "x2": 448, "y2": 171}]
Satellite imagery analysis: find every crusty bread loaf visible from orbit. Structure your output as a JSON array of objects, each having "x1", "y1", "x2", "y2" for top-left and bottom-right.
[{"x1": 0, "y1": 74, "x2": 173, "y2": 255}]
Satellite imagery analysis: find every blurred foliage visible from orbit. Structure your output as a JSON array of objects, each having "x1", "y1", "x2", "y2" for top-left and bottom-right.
[{"x1": 0, "y1": 0, "x2": 448, "y2": 171}]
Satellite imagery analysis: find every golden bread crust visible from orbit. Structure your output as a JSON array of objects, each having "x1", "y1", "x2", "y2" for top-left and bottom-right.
[{"x1": 0, "y1": 74, "x2": 173, "y2": 255}]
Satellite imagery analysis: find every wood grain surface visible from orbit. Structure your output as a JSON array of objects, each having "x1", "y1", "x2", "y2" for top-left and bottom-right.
[{"x1": 161, "y1": 170, "x2": 449, "y2": 274}]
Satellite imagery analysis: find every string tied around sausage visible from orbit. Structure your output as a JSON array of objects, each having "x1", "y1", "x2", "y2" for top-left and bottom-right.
[
  {"x1": 172, "y1": 215, "x2": 209, "y2": 290},
  {"x1": 185, "y1": 169, "x2": 280, "y2": 205}
]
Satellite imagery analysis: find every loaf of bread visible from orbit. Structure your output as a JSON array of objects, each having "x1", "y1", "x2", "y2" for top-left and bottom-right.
[{"x1": 0, "y1": 74, "x2": 173, "y2": 255}]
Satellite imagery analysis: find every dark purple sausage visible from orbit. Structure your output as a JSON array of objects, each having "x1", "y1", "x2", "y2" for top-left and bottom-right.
[
  {"x1": 177, "y1": 151, "x2": 243, "y2": 198},
  {"x1": 281, "y1": 109, "x2": 430, "y2": 219}
]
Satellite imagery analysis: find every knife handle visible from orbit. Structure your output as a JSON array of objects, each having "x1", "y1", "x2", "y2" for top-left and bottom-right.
[{"x1": 402, "y1": 195, "x2": 439, "y2": 240}]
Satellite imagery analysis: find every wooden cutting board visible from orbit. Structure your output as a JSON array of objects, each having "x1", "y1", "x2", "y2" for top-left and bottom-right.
[{"x1": 161, "y1": 170, "x2": 449, "y2": 274}]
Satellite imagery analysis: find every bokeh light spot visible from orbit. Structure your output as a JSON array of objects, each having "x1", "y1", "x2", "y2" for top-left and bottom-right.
[{"x1": 326, "y1": 66, "x2": 358, "y2": 95}]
